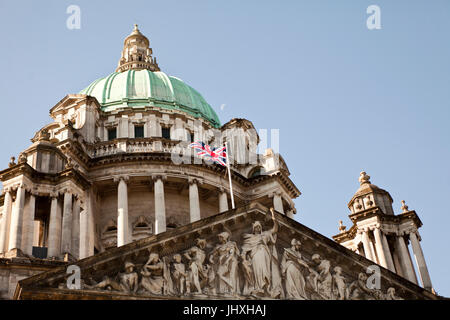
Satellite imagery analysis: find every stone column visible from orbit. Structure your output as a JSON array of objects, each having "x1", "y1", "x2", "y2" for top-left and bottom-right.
[
  {"x1": 219, "y1": 189, "x2": 228, "y2": 213},
  {"x1": 61, "y1": 191, "x2": 73, "y2": 254},
  {"x1": 22, "y1": 192, "x2": 36, "y2": 255},
  {"x1": 361, "y1": 230, "x2": 374, "y2": 262},
  {"x1": 8, "y1": 184, "x2": 26, "y2": 251},
  {"x1": 392, "y1": 249, "x2": 405, "y2": 277},
  {"x1": 71, "y1": 197, "x2": 81, "y2": 258},
  {"x1": 409, "y1": 231, "x2": 433, "y2": 290},
  {"x1": 80, "y1": 190, "x2": 94, "y2": 259},
  {"x1": 48, "y1": 195, "x2": 62, "y2": 257},
  {"x1": 33, "y1": 220, "x2": 41, "y2": 247},
  {"x1": 381, "y1": 232, "x2": 396, "y2": 272},
  {"x1": 0, "y1": 189, "x2": 12, "y2": 253},
  {"x1": 153, "y1": 176, "x2": 166, "y2": 234},
  {"x1": 368, "y1": 237, "x2": 378, "y2": 264},
  {"x1": 117, "y1": 177, "x2": 130, "y2": 247},
  {"x1": 79, "y1": 209, "x2": 88, "y2": 259},
  {"x1": 189, "y1": 179, "x2": 201, "y2": 223},
  {"x1": 273, "y1": 193, "x2": 284, "y2": 214},
  {"x1": 373, "y1": 227, "x2": 388, "y2": 269},
  {"x1": 396, "y1": 235, "x2": 418, "y2": 284}
]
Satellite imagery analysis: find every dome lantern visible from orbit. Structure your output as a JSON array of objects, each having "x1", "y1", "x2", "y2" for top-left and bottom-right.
[{"x1": 116, "y1": 24, "x2": 160, "y2": 73}]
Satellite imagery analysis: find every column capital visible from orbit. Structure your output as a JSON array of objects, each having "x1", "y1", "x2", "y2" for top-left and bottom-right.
[
  {"x1": 9, "y1": 182, "x2": 25, "y2": 192},
  {"x1": 151, "y1": 174, "x2": 167, "y2": 182},
  {"x1": 2, "y1": 187, "x2": 12, "y2": 194},
  {"x1": 60, "y1": 188, "x2": 76, "y2": 196},
  {"x1": 188, "y1": 177, "x2": 203, "y2": 186},
  {"x1": 113, "y1": 175, "x2": 130, "y2": 183},
  {"x1": 373, "y1": 223, "x2": 382, "y2": 230},
  {"x1": 49, "y1": 192, "x2": 59, "y2": 199},
  {"x1": 404, "y1": 226, "x2": 418, "y2": 236},
  {"x1": 268, "y1": 190, "x2": 282, "y2": 199},
  {"x1": 24, "y1": 185, "x2": 39, "y2": 196}
]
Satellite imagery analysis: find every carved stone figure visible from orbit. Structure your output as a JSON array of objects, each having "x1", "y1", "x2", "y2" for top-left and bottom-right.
[
  {"x1": 240, "y1": 209, "x2": 284, "y2": 298},
  {"x1": 385, "y1": 287, "x2": 403, "y2": 300},
  {"x1": 331, "y1": 266, "x2": 347, "y2": 300},
  {"x1": 307, "y1": 254, "x2": 332, "y2": 299},
  {"x1": 140, "y1": 253, "x2": 171, "y2": 295},
  {"x1": 86, "y1": 275, "x2": 122, "y2": 292},
  {"x1": 281, "y1": 239, "x2": 308, "y2": 299},
  {"x1": 119, "y1": 261, "x2": 139, "y2": 294},
  {"x1": 347, "y1": 272, "x2": 379, "y2": 300},
  {"x1": 171, "y1": 254, "x2": 188, "y2": 295},
  {"x1": 68, "y1": 218, "x2": 411, "y2": 300},
  {"x1": 209, "y1": 231, "x2": 240, "y2": 295},
  {"x1": 184, "y1": 238, "x2": 208, "y2": 294}
]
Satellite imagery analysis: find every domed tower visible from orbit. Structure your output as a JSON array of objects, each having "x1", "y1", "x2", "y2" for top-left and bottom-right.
[
  {"x1": 333, "y1": 172, "x2": 433, "y2": 292},
  {"x1": 116, "y1": 24, "x2": 160, "y2": 73},
  {"x1": 0, "y1": 25, "x2": 300, "y2": 284}
]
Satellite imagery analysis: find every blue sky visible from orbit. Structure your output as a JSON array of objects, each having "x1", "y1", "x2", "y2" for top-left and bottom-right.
[{"x1": 0, "y1": 0, "x2": 449, "y2": 296}]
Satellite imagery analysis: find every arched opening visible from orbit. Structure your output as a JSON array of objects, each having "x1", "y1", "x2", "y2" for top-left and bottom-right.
[{"x1": 248, "y1": 166, "x2": 265, "y2": 178}]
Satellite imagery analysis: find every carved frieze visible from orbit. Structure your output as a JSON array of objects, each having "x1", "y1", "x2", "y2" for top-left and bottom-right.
[{"x1": 16, "y1": 204, "x2": 433, "y2": 300}]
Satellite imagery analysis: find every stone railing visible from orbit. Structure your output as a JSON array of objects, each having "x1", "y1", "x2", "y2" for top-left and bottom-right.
[{"x1": 86, "y1": 138, "x2": 188, "y2": 158}]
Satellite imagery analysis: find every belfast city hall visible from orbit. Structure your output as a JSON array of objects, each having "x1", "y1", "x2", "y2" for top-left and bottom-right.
[{"x1": 0, "y1": 25, "x2": 441, "y2": 300}]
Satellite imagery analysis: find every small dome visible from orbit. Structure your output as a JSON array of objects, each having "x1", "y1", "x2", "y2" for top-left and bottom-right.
[{"x1": 80, "y1": 69, "x2": 221, "y2": 128}]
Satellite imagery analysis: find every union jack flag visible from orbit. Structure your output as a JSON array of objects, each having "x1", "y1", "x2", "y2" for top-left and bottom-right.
[{"x1": 189, "y1": 141, "x2": 227, "y2": 166}]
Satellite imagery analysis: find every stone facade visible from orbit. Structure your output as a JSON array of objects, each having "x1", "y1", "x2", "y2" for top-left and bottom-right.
[
  {"x1": 0, "y1": 25, "x2": 439, "y2": 300},
  {"x1": 0, "y1": 26, "x2": 299, "y2": 299}
]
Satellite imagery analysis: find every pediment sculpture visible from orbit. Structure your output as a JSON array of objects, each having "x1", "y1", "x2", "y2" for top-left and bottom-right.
[{"x1": 65, "y1": 210, "x2": 403, "y2": 300}]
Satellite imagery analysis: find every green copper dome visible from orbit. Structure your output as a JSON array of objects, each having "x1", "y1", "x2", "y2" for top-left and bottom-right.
[{"x1": 80, "y1": 69, "x2": 221, "y2": 128}]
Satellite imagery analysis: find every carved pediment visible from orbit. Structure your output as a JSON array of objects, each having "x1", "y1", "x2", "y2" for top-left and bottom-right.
[{"x1": 15, "y1": 203, "x2": 436, "y2": 300}]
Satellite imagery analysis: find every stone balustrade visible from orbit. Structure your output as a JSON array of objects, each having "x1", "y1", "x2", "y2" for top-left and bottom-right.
[{"x1": 87, "y1": 138, "x2": 190, "y2": 158}]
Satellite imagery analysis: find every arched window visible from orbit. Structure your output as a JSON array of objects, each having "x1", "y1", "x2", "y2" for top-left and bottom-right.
[{"x1": 249, "y1": 166, "x2": 265, "y2": 178}]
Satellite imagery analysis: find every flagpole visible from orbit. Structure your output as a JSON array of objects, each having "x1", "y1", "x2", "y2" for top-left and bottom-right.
[{"x1": 225, "y1": 141, "x2": 235, "y2": 209}]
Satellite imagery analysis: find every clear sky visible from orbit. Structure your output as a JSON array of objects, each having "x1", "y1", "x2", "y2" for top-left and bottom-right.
[{"x1": 0, "y1": 0, "x2": 449, "y2": 296}]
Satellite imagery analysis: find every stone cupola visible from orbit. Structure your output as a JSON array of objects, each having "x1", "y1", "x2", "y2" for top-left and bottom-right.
[
  {"x1": 348, "y1": 171, "x2": 394, "y2": 216},
  {"x1": 116, "y1": 24, "x2": 160, "y2": 73}
]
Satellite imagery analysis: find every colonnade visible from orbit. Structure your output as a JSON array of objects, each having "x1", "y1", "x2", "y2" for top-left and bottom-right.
[
  {"x1": 114, "y1": 176, "x2": 227, "y2": 246},
  {"x1": 0, "y1": 185, "x2": 82, "y2": 259},
  {"x1": 358, "y1": 226, "x2": 432, "y2": 291},
  {"x1": 0, "y1": 178, "x2": 294, "y2": 261}
]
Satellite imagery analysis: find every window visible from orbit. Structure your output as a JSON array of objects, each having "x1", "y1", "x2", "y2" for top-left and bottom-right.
[
  {"x1": 162, "y1": 127, "x2": 171, "y2": 139},
  {"x1": 107, "y1": 128, "x2": 117, "y2": 141},
  {"x1": 190, "y1": 133, "x2": 195, "y2": 143},
  {"x1": 249, "y1": 167, "x2": 265, "y2": 178},
  {"x1": 134, "y1": 125, "x2": 144, "y2": 138}
]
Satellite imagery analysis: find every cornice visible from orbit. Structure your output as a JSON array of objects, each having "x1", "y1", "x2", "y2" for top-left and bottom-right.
[{"x1": 0, "y1": 162, "x2": 90, "y2": 191}]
